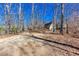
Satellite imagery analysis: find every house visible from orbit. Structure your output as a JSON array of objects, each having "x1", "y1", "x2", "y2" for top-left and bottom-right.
[
  {"x1": 44, "y1": 21, "x2": 67, "y2": 32},
  {"x1": 44, "y1": 21, "x2": 52, "y2": 29}
]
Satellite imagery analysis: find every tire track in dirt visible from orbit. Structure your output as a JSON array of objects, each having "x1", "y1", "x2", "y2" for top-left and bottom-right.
[{"x1": 29, "y1": 35, "x2": 79, "y2": 55}]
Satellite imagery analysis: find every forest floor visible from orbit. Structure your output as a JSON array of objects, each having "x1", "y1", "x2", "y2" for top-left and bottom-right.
[{"x1": 0, "y1": 31, "x2": 79, "y2": 56}]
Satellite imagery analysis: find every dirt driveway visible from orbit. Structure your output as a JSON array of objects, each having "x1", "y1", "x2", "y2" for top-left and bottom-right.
[{"x1": 0, "y1": 32, "x2": 78, "y2": 56}]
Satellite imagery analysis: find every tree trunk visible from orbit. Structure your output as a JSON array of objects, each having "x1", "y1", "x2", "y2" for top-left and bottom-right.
[
  {"x1": 5, "y1": 3, "x2": 11, "y2": 34},
  {"x1": 60, "y1": 3, "x2": 64, "y2": 34},
  {"x1": 31, "y1": 3, "x2": 34, "y2": 30},
  {"x1": 53, "y1": 4, "x2": 57, "y2": 32},
  {"x1": 66, "y1": 19, "x2": 69, "y2": 34},
  {"x1": 18, "y1": 3, "x2": 24, "y2": 32}
]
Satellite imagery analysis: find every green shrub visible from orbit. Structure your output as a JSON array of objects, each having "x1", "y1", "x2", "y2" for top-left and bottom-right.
[
  {"x1": 11, "y1": 25, "x2": 17, "y2": 34},
  {"x1": 0, "y1": 26, "x2": 4, "y2": 34}
]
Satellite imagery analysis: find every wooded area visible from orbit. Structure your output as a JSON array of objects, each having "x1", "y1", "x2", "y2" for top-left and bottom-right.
[
  {"x1": 0, "y1": 3, "x2": 78, "y2": 38},
  {"x1": 0, "y1": 3, "x2": 79, "y2": 56}
]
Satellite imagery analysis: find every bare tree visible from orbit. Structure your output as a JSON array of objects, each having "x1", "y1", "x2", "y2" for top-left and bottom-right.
[
  {"x1": 5, "y1": 3, "x2": 12, "y2": 34},
  {"x1": 18, "y1": 3, "x2": 24, "y2": 32},
  {"x1": 36, "y1": 4, "x2": 45, "y2": 29},
  {"x1": 68, "y1": 11, "x2": 79, "y2": 34},
  {"x1": 66, "y1": 19, "x2": 69, "y2": 34},
  {"x1": 53, "y1": 4, "x2": 58, "y2": 32},
  {"x1": 43, "y1": 4, "x2": 46, "y2": 28},
  {"x1": 29, "y1": 3, "x2": 34, "y2": 30},
  {"x1": 60, "y1": 3, "x2": 64, "y2": 34}
]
